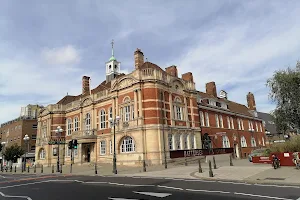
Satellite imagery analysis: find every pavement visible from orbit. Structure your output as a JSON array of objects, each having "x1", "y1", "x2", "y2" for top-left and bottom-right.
[{"x1": 0, "y1": 174, "x2": 300, "y2": 200}]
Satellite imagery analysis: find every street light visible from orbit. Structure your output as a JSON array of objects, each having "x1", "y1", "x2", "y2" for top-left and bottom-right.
[
  {"x1": 1, "y1": 142, "x2": 6, "y2": 171},
  {"x1": 55, "y1": 126, "x2": 63, "y2": 172},
  {"x1": 109, "y1": 115, "x2": 120, "y2": 174},
  {"x1": 23, "y1": 134, "x2": 30, "y2": 171}
]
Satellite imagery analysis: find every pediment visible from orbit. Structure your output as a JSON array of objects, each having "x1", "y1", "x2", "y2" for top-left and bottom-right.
[
  {"x1": 112, "y1": 77, "x2": 138, "y2": 90},
  {"x1": 172, "y1": 79, "x2": 185, "y2": 91},
  {"x1": 81, "y1": 97, "x2": 93, "y2": 107},
  {"x1": 40, "y1": 108, "x2": 50, "y2": 116}
]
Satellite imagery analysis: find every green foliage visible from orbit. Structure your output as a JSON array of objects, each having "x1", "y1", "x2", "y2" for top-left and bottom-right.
[
  {"x1": 269, "y1": 136, "x2": 300, "y2": 153},
  {"x1": 2, "y1": 144, "x2": 25, "y2": 163},
  {"x1": 267, "y1": 62, "x2": 300, "y2": 132},
  {"x1": 262, "y1": 148, "x2": 271, "y2": 156}
]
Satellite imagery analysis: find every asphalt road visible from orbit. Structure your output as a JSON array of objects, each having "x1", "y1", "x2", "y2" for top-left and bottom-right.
[{"x1": 0, "y1": 174, "x2": 299, "y2": 200}]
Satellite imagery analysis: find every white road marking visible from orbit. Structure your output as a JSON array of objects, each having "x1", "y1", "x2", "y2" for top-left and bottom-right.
[
  {"x1": 0, "y1": 175, "x2": 6, "y2": 178},
  {"x1": 186, "y1": 188, "x2": 230, "y2": 194},
  {"x1": 123, "y1": 184, "x2": 156, "y2": 187},
  {"x1": 85, "y1": 181, "x2": 108, "y2": 184},
  {"x1": 254, "y1": 183, "x2": 300, "y2": 189},
  {"x1": 234, "y1": 192, "x2": 294, "y2": 200},
  {"x1": 157, "y1": 185, "x2": 183, "y2": 190},
  {"x1": 184, "y1": 179, "x2": 216, "y2": 183},
  {"x1": 109, "y1": 182, "x2": 125, "y2": 186},
  {"x1": 108, "y1": 198, "x2": 139, "y2": 200},
  {"x1": 0, "y1": 191, "x2": 33, "y2": 200},
  {"x1": 133, "y1": 191, "x2": 171, "y2": 197},
  {"x1": 0, "y1": 180, "x2": 52, "y2": 189}
]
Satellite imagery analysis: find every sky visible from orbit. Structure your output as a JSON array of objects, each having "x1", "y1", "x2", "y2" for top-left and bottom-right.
[{"x1": 1, "y1": 0, "x2": 300, "y2": 124}]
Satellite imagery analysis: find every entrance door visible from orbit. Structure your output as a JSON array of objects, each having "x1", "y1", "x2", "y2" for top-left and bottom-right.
[{"x1": 86, "y1": 148, "x2": 91, "y2": 162}]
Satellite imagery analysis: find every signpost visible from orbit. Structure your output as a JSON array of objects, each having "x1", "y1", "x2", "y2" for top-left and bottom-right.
[{"x1": 169, "y1": 148, "x2": 234, "y2": 159}]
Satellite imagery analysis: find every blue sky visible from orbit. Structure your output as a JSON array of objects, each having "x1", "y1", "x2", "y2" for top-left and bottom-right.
[{"x1": 1, "y1": 0, "x2": 300, "y2": 124}]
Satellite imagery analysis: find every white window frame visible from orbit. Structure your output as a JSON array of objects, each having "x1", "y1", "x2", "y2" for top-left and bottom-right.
[
  {"x1": 74, "y1": 117, "x2": 79, "y2": 131},
  {"x1": 256, "y1": 122, "x2": 258, "y2": 132},
  {"x1": 251, "y1": 137, "x2": 256, "y2": 147},
  {"x1": 222, "y1": 136, "x2": 230, "y2": 148},
  {"x1": 121, "y1": 137, "x2": 135, "y2": 153},
  {"x1": 230, "y1": 117, "x2": 234, "y2": 129},
  {"x1": 262, "y1": 137, "x2": 265, "y2": 146},
  {"x1": 241, "y1": 119, "x2": 244, "y2": 130},
  {"x1": 190, "y1": 133, "x2": 196, "y2": 149},
  {"x1": 219, "y1": 115, "x2": 223, "y2": 128},
  {"x1": 176, "y1": 134, "x2": 181, "y2": 150},
  {"x1": 205, "y1": 112, "x2": 210, "y2": 127},
  {"x1": 241, "y1": 136, "x2": 247, "y2": 147},
  {"x1": 215, "y1": 114, "x2": 219, "y2": 128},
  {"x1": 168, "y1": 134, "x2": 174, "y2": 150},
  {"x1": 260, "y1": 123, "x2": 262, "y2": 132},
  {"x1": 182, "y1": 134, "x2": 188, "y2": 149},
  {"x1": 85, "y1": 113, "x2": 91, "y2": 130},
  {"x1": 39, "y1": 149, "x2": 45, "y2": 159},
  {"x1": 124, "y1": 105, "x2": 131, "y2": 122},
  {"x1": 100, "y1": 140, "x2": 106, "y2": 155},
  {"x1": 227, "y1": 116, "x2": 231, "y2": 129},
  {"x1": 200, "y1": 111, "x2": 205, "y2": 126},
  {"x1": 100, "y1": 109, "x2": 106, "y2": 129},
  {"x1": 67, "y1": 118, "x2": 72, "y2": 135}
]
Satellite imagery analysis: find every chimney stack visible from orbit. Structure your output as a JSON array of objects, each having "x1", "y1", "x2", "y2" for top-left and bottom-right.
[
  {"x1": 82, "y1": 76, "x2": 91, "y2": 96},
  {"x1": 206, "y1": 82, "x2": 217, "y2": 97},
  {"x1": 182, "y1": 72, "x2": 194, "y2": 82},
  {"x1": 247, "y1": 92, "x2": 256, "y2": 110},
  {"x1": 134, "y1": 48, "x2": 144, "y2": 69},
  {"x1": 165, "y1": 65, "x2": 178, "y2": 77}
]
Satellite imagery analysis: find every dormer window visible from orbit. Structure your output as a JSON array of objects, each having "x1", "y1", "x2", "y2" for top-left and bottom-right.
[{"x1": 216, "y1": 102, "x2": 221, "y2": 107}]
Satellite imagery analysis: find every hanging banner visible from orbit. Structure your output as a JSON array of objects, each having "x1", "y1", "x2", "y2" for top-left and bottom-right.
[{"x1": 169, "y1": 148, "x2": 234, "y2": 159}]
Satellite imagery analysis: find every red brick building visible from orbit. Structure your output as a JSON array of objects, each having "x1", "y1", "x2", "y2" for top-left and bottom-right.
[
  {"x1": 198, "y1": 84, "x2": 266, "y2": 158},
  {"x1": 35, "y1": 45, "x2": 265, "y2": 167}
]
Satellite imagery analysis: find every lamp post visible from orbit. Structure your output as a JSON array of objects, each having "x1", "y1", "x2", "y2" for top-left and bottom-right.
[
  {"x1": 55, "y1": 126, "x2": 63, "y2": 172},
  {"x1": 109, "y1": 116, "x2": 120, "y2": 174},
  {"x1": 1, "y1": 142, "x2": 6, "y2": 171},
  {"x1": 23, "y1": 134, "x2": 30, "y2": 171}
]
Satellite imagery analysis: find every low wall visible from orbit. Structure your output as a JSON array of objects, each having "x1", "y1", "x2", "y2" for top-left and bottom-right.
[{"x1": 252, "y1": 152, "x2": 299, "y2": 166}]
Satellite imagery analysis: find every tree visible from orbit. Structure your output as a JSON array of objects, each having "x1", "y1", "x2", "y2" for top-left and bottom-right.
[
  {"x1": 267, "y1": 61, "x2": 300, "y2": 133},
  {"x1": 2, "y1": 144, "x2": 25, "y2": 163}
]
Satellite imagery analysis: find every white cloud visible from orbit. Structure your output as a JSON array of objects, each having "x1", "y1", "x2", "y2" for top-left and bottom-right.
[{"x1": 41, "y1": 45, "x2": 81, "y2": 65}]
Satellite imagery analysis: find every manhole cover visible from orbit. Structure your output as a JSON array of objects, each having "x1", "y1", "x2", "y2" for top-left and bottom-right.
[{"x1": 264, "y1": 177, "x2": 286, "y2": 180}]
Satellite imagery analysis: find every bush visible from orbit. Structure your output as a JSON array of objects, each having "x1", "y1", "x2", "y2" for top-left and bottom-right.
[{"x1": 270, "y1": 136, "x2": 300, "y2": 153}]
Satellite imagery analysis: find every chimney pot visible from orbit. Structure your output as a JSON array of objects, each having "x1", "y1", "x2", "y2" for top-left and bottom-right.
[
  {"x1": 134, "y1": 48, "x2": 144, "y2": 69},
  {"x1": 206, "y1": 82, "x2": 217, "y2": 97},
  {"x1": 82, "y1": 76, "x2": 91, "y2": 96}
]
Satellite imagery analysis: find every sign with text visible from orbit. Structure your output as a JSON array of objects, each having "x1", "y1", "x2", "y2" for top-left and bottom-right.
[{"x1": 170, "y1": 148, "x2": 234, "y2": 159}]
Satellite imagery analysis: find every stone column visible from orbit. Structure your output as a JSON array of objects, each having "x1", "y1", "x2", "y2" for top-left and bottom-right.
[
  {"x1": 169, "y1": 93, "x2": 174, "y2": 126},
  {"x1": 138, "y1": 89, "x2": 143, "y2": 118},
  {"x1": 190, "y1": 98, "x2": 195, "y2": 127},
  {"x1": 184, "y1": 97, "x2": 190, "y2": 128},
  {"x1": 134, "y1": 90, "x2": 138, "y2": 119},
  {"x1": 79, "y1": 111, "x2": 83, "y2": 131}
]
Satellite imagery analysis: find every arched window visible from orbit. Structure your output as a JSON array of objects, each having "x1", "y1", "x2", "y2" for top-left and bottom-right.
[
  {"x1": 85, "y1": 113, "x2": 91, "y2": 130},
  {"x1": 205, "y1": 112, "x2": 210, "y2": 126},
  {"x1": 262, "y1": 137, "x2": 265, "y2": 146},
  {"x1": 100, "y1": 109, "x2": 106, "y2": 129},
  {"x1": 251, "y1": 137, "x2": 256, "y2": 147},
  {"x1": 227, "y1": 116, "x2": 231, "y2": 129},
  {"x1": 182, "y1": 134, "x2": 188, "y2": 149},
  {"x1": 222, "y1": 135, "x2": 230, "y2": 148},
  {"x1": 39, "y1": 148, "x2": 45, "y2": 159},
  {"x1": 215, "y1": 114, "x2": 219, "y2": 127},
  {"x1": 74, "y1": 117, "x2": 79, "y2": 131},
  {"x1": 121, "y1": 136, "x2": 135, "y2": 153},
  {"x1": 168, "y1": 134, "x2": 174, "y2": 150},
  {"x1": 176, "y1": 134, "x2": 181, "y2": 150},
  {"x1": 200, "y1": 111, "x2": 205, "y2": 126},
  {"x1": 230, "y1": 117, "x2": 234, "y2": 129},
  {"x1": 67, "y1": 118, "x2": 72, "y2": 135},
  {"x1": 100, "y1": 140, "x2": 106, "y2": 155},
  {"x1": 219, "y1": 115, "x2": 223, "y2": 128},
  {"x1": 241, "y1": 136, "x2": 247, "y2": 147},
  {"x1": 174, "y1": 97, "x2": 183, "y2": 120}
]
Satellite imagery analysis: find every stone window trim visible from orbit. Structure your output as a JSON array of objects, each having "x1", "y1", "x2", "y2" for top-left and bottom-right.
[
  {"x1": 251, "y1": 137, "x2": 257, "y2": 147},
  {"x1": 99, "y1": 109, "x2": 106, "y2": 130},
  {"x1": 66, "y1": 118, "x2": 73, "y2": 136},
  {"x1": 120, "y1": 136, "x2": 135, "y2": 153},
  {"x1": 222, "y1": 135, "x2": 230, "y2": 148},
  {"x1": 85, "y1": 113, "x2": 91, "y2": 130},
  {"x1": 241, "y1": 136, "x2": 247, "y2": 148},
  {"x1": 39, "y1": 148, "x2": 46, "y2": 160},
  {"x1": 100, "y1": 140, "x2": 106, "y2": 155},
  {"x1": 74, "y1": 117, "x2": 79, "y2": 131}
]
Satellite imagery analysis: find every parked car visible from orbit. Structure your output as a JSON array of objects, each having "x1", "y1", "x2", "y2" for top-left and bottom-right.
[{"x1": 248, "y1": 148, "x2": 269, "y2": 162}]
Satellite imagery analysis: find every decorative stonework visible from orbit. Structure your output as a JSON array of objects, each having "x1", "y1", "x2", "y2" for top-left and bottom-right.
[{"x1": 81, "y1": 98, "x2": 92, "y2": 107}]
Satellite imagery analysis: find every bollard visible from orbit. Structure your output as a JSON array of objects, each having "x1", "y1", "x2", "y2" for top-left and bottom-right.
[
  {"x1": 230, "y1": 155, "x2": 233, "y2": 166},
  {"x1": 10, "y1": 166, "x2": 12, "y2": 172},
  {"x1": 41, "y1": 165, "x2": 43, "y2": 173},
  {"x1": 27, "y1": 166, "x2": 29, "y2": 173},
  {"x1": 34, "y1": 165, "x2": 36, "y2": 173},
  {"x1": 94, "y1": 164, "x2": 97, "y2": 175},
  {"x1": 143, "y1": 160, "x2": 146, "y2": 172},
  {"x1": 70, "y1": 164, "x2": 73, "y2": 174},
  {"x1": 14, "y1": 166, "x2": 16, "y2": 173},
  {"x1": 198, "y1": 159, "x2": 203, "y2": 173},
  {"x1": 60, "y1": 164, "x2": 62, "y2": 173},
  {"x1": 52, "y1": 165, "x2": 54, "y2": 173},
  {"x1": 185, "y1": 156, "x2": 188, "y2": 166},
  {"x1": 208, "y1": 160, "x2": 214, "y2": 177},
  {"x1": 213, "y1": 156, "x2": 217, "y2": 169}
]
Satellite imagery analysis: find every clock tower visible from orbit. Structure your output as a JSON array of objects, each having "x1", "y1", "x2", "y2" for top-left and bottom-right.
[{"x1": 106, "y1": 40, "x2": 120, "y2": 83}]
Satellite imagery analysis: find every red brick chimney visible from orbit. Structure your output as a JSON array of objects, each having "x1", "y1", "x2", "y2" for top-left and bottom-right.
[
  {"x1": 134, "y1": 48, "x2": 144, "y2": 69},
  {"x1": 182, "y1": 72, "x2": 194, "y2": 82},
  {"x1": 165, "y1": 65, "x2": 178, "y2": 77},
  {"x1": 82, "y1": 76, "x2": 90, "y2": 96},
  {"x1": 247, "y1": 92, "x2": 256, "y2": 110},
  {"x1": 206, "y1": 82, "x2": 217, "y2": 97}
]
